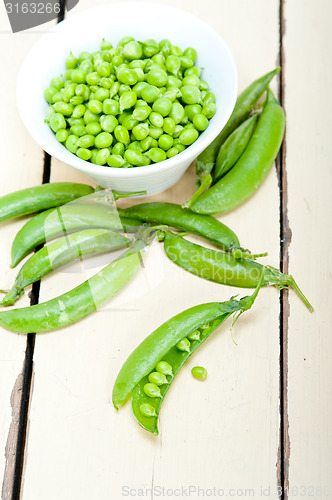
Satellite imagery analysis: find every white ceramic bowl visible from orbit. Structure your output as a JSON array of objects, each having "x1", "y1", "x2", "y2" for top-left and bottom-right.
[{"x1": 17, "y1": 2, "x2": 237, "y2": 195}]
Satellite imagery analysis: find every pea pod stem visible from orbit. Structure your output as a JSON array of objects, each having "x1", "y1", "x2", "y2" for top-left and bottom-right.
[{"x1": 182, "y1": 173, "x2": 213, "y2": 209}]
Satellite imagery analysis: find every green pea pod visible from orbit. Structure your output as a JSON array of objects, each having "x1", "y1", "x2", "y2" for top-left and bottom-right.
[
  {"x1": 0, "y1": 182, "x2": 94, "y2": 223},
  {"x1": 10, "y1": 204, "x2": 143, "y2": 268},
  {"x1": 190, "y1": 89, "x2": 285, "y2": 214},
  {"x1": 1, "y1": 229, "x2": 130, "y2": 306},
  {"x1": 163, "y1": 231, "x2": 313, "y2": 312},
  {"x1": 113, "y1": 272, "x2": 265, "y2": 435},
  {"x1": 118, "y1": 202, "x2": 240, "y2": 252},
  {"x1": 213, "y1": 113, "x2": 258, "y2": 182},
  {"x1": 0, "y1": 232, "x2": 153, "y2": 334}
]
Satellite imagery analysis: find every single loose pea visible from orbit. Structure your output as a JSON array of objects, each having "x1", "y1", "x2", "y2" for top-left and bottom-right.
[
  {"x1": 100, "y1": 115, "x2": 118, "y2": 133},
  {"x1": 77, "y1": 134, "x2": 95, "y2": 148},
  {"x1": 132, "y1": 67, "x2": 145, "y2": 82},
  {"x1": 149, "y1": 111, "x2": 164, "y2": 128},
  {"x1": 95, "y1": 148, "x2": 111, "y2": 165},
  {"x1": 50, "y1": 76, "x2": 64, "y2": 90},
  {"x1": 100, "y1": 77, "x2": 113, "y2": 89},
  {"x1": 117, "y1": 67, "x2": 138, "y2": 86},
  {"x1": 132, "y1": 123, "x2": 149, "y2": 141},
  {"x1": 109, "y1": 81, "x2": 120, "y2": 98},
  {"x1": 65, "y1": 134, "x2": 79, "y2": 154},
  {"x1": 176, "y1": 338, "x2": 191, "y2": 352},
  {"x1": 123, "y1": 40, "x2": 143, "y2": 60},
  {"x1": 70, "y1": 95, "x2": 84, "y2": 106},
  {"x1": 85, "y1": 122, "x2": 102, "y2": 135},
  {"x1": 165, "y1": 55, "x2": 181, "y2": 75},
  {"x1": 112, "y1": 142, "x2": 125, "y2": 155},
  {"x1": 65, "y1": 51, "x2": 78, "y2": 69},
  {"x1": 180, "y1": 56, "x2": 194, "y2": 69},
  {"x1": 163, "y1": 117, "x2": 176, "y2": 135},
  {"x1": 51, "y1": 92, "x2": 64, "y2": 104},
  {"x1": 118, "y1": 111, "x2": 131, "y2": 125},
  {"x1": 188, "y1": 329, "x2": 200, "y2": 341},
  {"x1": 119, "y1": 90, "x2": 137, "y2": 110},
  {"x1": 183, "y1": 47, "x2": 197, "y2": 63},
  {"x1": 191, "y1": 366, "x2": 207, "y2": 380},
  {"x1": 170, "y1": 45, "x2": 182, "y2": 57},
  {"x1": 97, "y1": 62, "x2": 111, "y2": 77},
  {"x1": 147, "y1": 68, "x2": 168, "y2": 87},
  {"x1": 103, "y1": 99, "x2": 119, "y2": 115},
  {"x1": 76, "y1": 147, "x2": 92, "y2": 161},
  {"x1": 141, "y1": 85, "x2": 160, "y2": 104},
  {"x1": 118, "y1": 35, "x2": 135, "y2": 46},
  {"x1": 181, "y1": 85, "x2": 201, "y2": 104},
  {"x1": 149, "y1": 126, "x2": 163, "y2": 140},
  {"x1": 199, "y1": 80, "x2": 209, "y2": 90},
  {"x1": 193, "y1": 113, "x2": 209, "y2": 131},
  {"x1": 78, "y1": 51, "x2": 92, "y2": 63},
  {"x1": 143, "y1": 383, "x2": 161, "y2": 398},
  {"x1": 158, "y1": 134, "x2": 174, "y2": 151},
  {"x1": 100, "y1": 38, "x2": 113, "y2": 50},
  {"x1": 114, "y1": 125, "x2": 130, "y2": 144},
  {"x1": 64, "y1": 69, "x2": 73, "y2": 81},
  {"x1": 95, "y1": 131, "x2": 113, "y2": 149},
  {"x1": 143, "y1": 40, "x2": 159, "y2": 58},
  {"x1": 184, "y1": 66, "x2": 201, "y2": 77},
  {"x1": 173, "y1": 125, "x2": 184, "y2": 138},
  {"x1": 50, "y1": 113, "x2": 66, "y2": 132},
  {"x1": 127, "y1": 141, "x2": 142, "y2": 151},
  {"x1": 107, "y1": 154, "x2": 125, "y2": 167},
  {"x1": 112, "y1": 55, "x2": 124, "y2": 67},
  {"x1": 72, "y1": 104, "x2": 86, "y2": 118},
  {"x1": 53, "y1": 101, "x2": 73, "y2": 116},
  {"x1": 122, "y1": 115, "x2": 139, "y2": 131},
  {"x1": 140, "y1": 136, "x2": 157, "y2": 151},
  {"x1": 79, "y1": 59, "x2": 94, "y2": 75},
  {"x1": 179, "y1": 128, "x2": 199, "y2": 146},
  {"x1": 132, "y1": 81, "x2": 148, "y2": 99},
  {"x1": 147, "y1": 147, "x2": 167, "y2": 163},
  {"x1": 90, "y1": 149, "x2": 99, "y2": 164},
  {"x1": 129, "y1": 59, "x2": 146, "y2": 70},
  {"x1": 86, "y1": 72, "x2": 101, "y2": 86},
  {"x1": 71, "y1": 69, "x2": 86, "y2": 84},
  {"x1": 88, "y1": 100, "x2": 103, "y2": 114},
  {"x1": 201, "y1": 102, "x2": 217, "y2": 119},
  {"x1": 45, "y1": 106, "x2": 55, "y2": 123},
  {"x1": 166, "y1": 147, "x2": 179, "y2": 158},
  {"x1": 169, "y1": 102, "x2": 185, "y2": 124},
  {"x1": 184, "y1": 104, "x2": 202, "y2": 121},
  {"x1": 70, "y1": 123, "x2": 86, "y2": 137},
  {"x1": 182, "y1": 74, "x2": 200, "y2": 87},
  {"x1": 148, "y1": 372, "x2": 168, "y2": 386},
  {"x1": 140, "y1": 403, "x2": 156, "y2": 418},
  {"x1": 167, "y1": 75, "x2": 182, "y2": 88},
  {"x1": 173, "y1": 142, "x2": 186, "y2": 153},
  {"x1": 133, "y1": 105, "x2": 151, "y2": 121},
  {"x1": 55, "y1": 129, "x2": 68, "y2": 143},
  {"x1": 44, "y1": 87, "x2": 57, "y2": 104},
  {"x1": 124, "y1": 149, "x2": 146, "y2": 166},
  {"x1": 203, "y1": 92, "x2": 216, "y2": 105},
  {"x1": 152, "y1": 97, "x2": 172, "y2": 117},
  {"x1": 75, "y1": 84, "x2": 90, "y2": 100},
  {"x1": 156, "y1": 360, "x2": 173, "y2": 376},
  {"x1": 94, "y1": 88, "x2": 110, "y2": 102}
]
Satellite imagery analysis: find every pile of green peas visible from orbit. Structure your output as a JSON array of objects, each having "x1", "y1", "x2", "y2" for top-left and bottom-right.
[{"x1": 44, "y1": 36, "x2": 216, "y2": 168}]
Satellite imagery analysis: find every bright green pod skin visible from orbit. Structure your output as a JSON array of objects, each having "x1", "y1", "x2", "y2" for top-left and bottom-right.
[
  {"x1": 190, "y1": 90, "x2": 285, "y2": 215},
  {"x1": 113, "y1": 278, "x2": 264, "y2": 434},
  {"x1": 213, "y1": 113, "x2": 258, "y2": 182},
  {"x1": 10, "y1": 204, "x2": 144, "y2": 268},
  {"x1": 0, "y1": 240, "x2": 146, "y2": 333},
  {"x1": 1, "y1": 229, "x2": 130, "y2": 306},
  {"x1": 0, "y1": 182, "x2": 94, "y2": 223},
  {"x1": 118, "y1": 202, "x2": 240, "y2": 251},
  {"x1": 163, "y1": 232, "x2": 313, "y2": 311},
  {"x1": 196, "y1": 67, "x2": 281, "y2": 179}
]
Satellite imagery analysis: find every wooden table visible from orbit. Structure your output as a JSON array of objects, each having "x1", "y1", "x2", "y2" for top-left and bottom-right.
[{"x1": 0, "y1": 1, "x2": 331, "y2": 499}]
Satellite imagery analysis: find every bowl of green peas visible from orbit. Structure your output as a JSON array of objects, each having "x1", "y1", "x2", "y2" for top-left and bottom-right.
[{"x1": 17, "y1": 2, "x2": 238, "y2": 195}]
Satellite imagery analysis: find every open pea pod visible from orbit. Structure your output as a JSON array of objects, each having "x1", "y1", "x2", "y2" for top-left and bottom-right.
[{"x1": 112, "y1": 272, "x2": 265, "y2": 435}]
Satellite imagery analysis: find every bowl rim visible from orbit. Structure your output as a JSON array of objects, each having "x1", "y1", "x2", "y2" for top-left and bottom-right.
[{"x1": 16, "y1": 1, "x2": 238, "y2": 179}]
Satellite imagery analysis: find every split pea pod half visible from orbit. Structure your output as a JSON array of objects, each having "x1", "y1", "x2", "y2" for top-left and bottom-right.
[
  {"x1": 190, "y1": 67, "x2": 281, "y2": 203},
  {"x1": 190, "y1": 89, "x2": 285, "y2": 215},
  {"x1": 11, "y1": 203, "x2": 142, "y2": 268},
  {"x1": 1, "y1": 229, "x2": 130, "y2": 306},
  {"x1": 0, "y1": 229, "x2": 155, "y2": 334},
  {"x1": 163, "y1": 231, "x2": 313, "y2": 312},
  {"x1": 112, "y1": 273, "x2": 265, "y2": 435}
]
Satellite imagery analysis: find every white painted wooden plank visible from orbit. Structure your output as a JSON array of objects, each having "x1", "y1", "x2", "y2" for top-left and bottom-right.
[
  {"x1": 22, "y1": 1, "x2": 282, "y2": 498},
  {"x1": 284, "y1": 0, "x2": 332, "y2": 495},
  {"x1": 0, "y1": 6, "x2": 58, "y2": 498}
]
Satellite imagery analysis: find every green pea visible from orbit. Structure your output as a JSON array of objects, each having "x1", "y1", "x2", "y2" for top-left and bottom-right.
[
  {"x1": 152, "y1": 97, "x2": 172, "y2": 117},
  {"x1": 90, "y1": 149, "x2": 99, "y2": 164},
  {"x1": 112, "y1": 55, "x2": 125, "y2": 67},
  {"x1": 163, "y1": 117, "x2": 176, "y2": 135},
  {"x1": 200, "y1": 80, "x2": 209, "y2": 91},
  {"x1": 158, "y1": 134, "x2": 174, "y2": 151},
  {"x1": 182, "y1": 75, "x2": 200, "y2": 87},
  {"x1": 52, "y1": 101, "x2": 72, "y2": 117},
  {"x1": 173, "y1": 141, "x2": 186, "y2": 153},
  {"x1": 147, "y1": 147, "x2": 167, "y2": 163},
  {"x1": 118, "y1": 36, "x2": 135, "y2": 47},
  {"x1": 191, "y1": 366, "x2": 207, "y2": 380},
  {"x1": 118, "y1": 111, "x2": 131, "y2": 125},
  {"x1": 76, "y1": 148, "x2": 92, "y2": 161},
  {"x1": 140, "y1": 136, "x2": 157, "y2": 151},
  {"x1": 148, "y1": 372, "x2": 168, "y2": 386},
  {"x1": 169, "y1": 102, "x2": 185, "y2": 124},
  {"x1": 72, "y1": 104, "x2": 86, "y2": 118},
  {"x1": 180, "y1": 56, "x2": 194, "y2": 69},
  {"x1": 65, "y1": 51, "x2": 78, "y2": 69},
  {"x1": 203, "y1": 92, "x2": 216, "y2": 105},
  {"x1": 132, "y1": 81, "x2": 148, "y2": 99},
  {"x1": 170, "y1": 45, "x2": 182, "y2": 57},
  {"x1": 180, "y1": 113, "x2": 189, "y2": 125},
  {"x1": 122, "y1": 115, "x2": 139, "y2": 131},
  {"x1": 109, "y1": 81, "x2": 120, "y2": 98},
  {"x1": 79, "y1": 59, "x2": 93, "y2": 74},
  {"x1": 132, "y1": 123, "x2": 149, "y2": 141},
  {"x1": 67, "y1": 117, "x2": 83, "y2": 127},
  {"x1": 94, "y1": 148, "x2": 110, "y2": 165},
  {"x1": 94, "y1": 88, "x2": 110, "y2": 102},
  {"x1": 70, "y1": 123, "x2": 86, "y2": 137},
  {"x1": 166, "y1": 147, "x2": 179, "y2": 158},
  {"x1": 147, "y1": 68, "x2": 168, "y2": 87},
  {"x1": 94, "y1": 132, "x2": 113, "y2": 149},
  {"x1": 124, "y1": 149, "x2": 146, "y2": 166},
  {"x1": 139, "y1": 403, "x2": 156, "y2": 418},
  {"x1": 149, "y1": 111, "x2": 164, "y2": 128},
  {"x1": 119, "y1": 90, "x2": 137, "y2": 110},
  {"x1": 176, "y1": 338, "x2": 191, "y2": 352},
  {"x1": 103, "y1": 99, "x2": 119, "y2": 115},
  {"x1": 123, "y1": 40, "x2": 143, "y2": 60},
  {"x1": 77, "y1": 134, "x2": 95, "y2": 148},
  {"x1": 165, "y1": 55, "x2": 181, "y2": 75},
  {"x1": 114, "y1": 125, "x2": 130, "y2": 144},
  {"x1": 100, "y1": 38, "x2": 112, "y2": 50},
  {"x1": 51, "y1": 91, "x2": 64, "y2": 104},
  {"x1": 45, "y1": 106, "x2": 55, "y2": 123},
  {"x1": 201, "y1": 102, "x2": 217, "y2": 119},
  {"x1": 155, "y1": 360, "x2": 173, "y2": 376},
  {"x1": 128, "y1": 141, "x2": 142, "y2": 151},
  {"x1": 64, "y1": 69, "x2": 73, "y2": 81},
  {"x1": 96, "y1": 62, "x2": 111, "y2": 78},
  {"x1": 179, "y1": 128, "x2": 199, "y2": 146},
  {"x1": 71, "y1": 69, "x2": 86, "y2": 84},
  {"x1": 100, "y1": 115, "x2": 117, "y2": 133},
  {"x1": 193, "y1": 113, "x2": 209, "y2": 131},
  {"x1": 50, "y1": 113, "x2": 66, "y2": 132},
  {"x1": 100, "y1": 77, "x2": 113, "y2": 89},
  {"x1": 184, "y1": 104, "x2": 202, "y2": 121},
  {"x1": 187, "y1": 330, "x2": 200, "y2": 341},
  {"x1": 167, "y1": 75, "x2": 182, "y2": 88},
  {"x1": 65, "y1": 134, "x2": 79, "y2": 154},
  {"x1": 143, "y1": 383, "x2": 161, "y2": 398},
  {"x1": 184, "y1": 66, "x2": 201, "y2": 77},
  {"x1": 116, "y1": 67, "x2": 138, "y2": 86},
  {"x1": 50, "y1": 76, "x2": 64, "y2": 90},
  {"x1": 69, "y1": 96, "x2": 84, "y2": 106},
  {"x1": 78, "y1": 51, "x2": 92, "y2": 63},
  {"x1": 143, "y1": 40, "x2": 159, "y2": 58},
  {"x1": 162, "y1": 90, "x2": 177, "y2": 102},
  {"x1": 55, "y1": 129, "x2": 68, "y2": 143},
  {"x1": 88, "y1": 100, "x2": 103, "y2": 115},
  {"x1": 173, "y1": 125, "x2": 184, "y2": 138},
  {"x1": 44, "y1": 87, "x2": 57, "y2": 104},
  {"x1": 85, "y1": 122, "x2": 101, "y2": 135},
  {"x1": 181, "y1": 85, "x2": 201, "y2": 104},
  {"x1": 112, "y1": 142, "x2": 125, "y2": 155},
  {"x1": 141, "y1": 85, "x2": 160, "y2": 104},
  {"x1": 129, "y1": 59, "x2": 146, "y2": 70},
  {"x1": 183, "y1": 47, "x2": 197, "y2": 63},
  {"x1": 75, "y1": 84, "x2": 90, "y2": 101},
  {"x1": 149, "y1": 126, "x2": 163, "y2": 140},
  {"x1": 132, "y1": 105, "x2": 151, "y2": 121},
  {"x1": 86, "y1": 72, "x2": 101, "y2": 86},
  {"x1": 107, "y1": 154, "x2": 125, "y2": 167}
]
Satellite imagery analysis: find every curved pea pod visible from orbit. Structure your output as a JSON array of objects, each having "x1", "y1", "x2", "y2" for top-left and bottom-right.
[
  {"x1": 190, "y1": 89, "x2": 285, "y2": 215},
  {"x1": 10, "y1": 203, "x2": 143, "y2": 268},
  {"x1": 113, "y1": 274, "x2": 265, "y2": 435},
  {"x1": 118, "y1": 202, "x2": 241, "y2": 252},
  {"x1": 0, "y1": 235, "x2": 150, "y2": 334},
  {"x1": 213, "y1": 113, "x2": 258, "y2": 182},
  {"x1": 0, "y1": 229, "x2": 130, "y2": 306},
  {"x1": 0, "y1": 182, "x2": 95, "y2": 223},
  {"x1": 163, "y1": 231, "x2": 313, "y2": 312}
]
